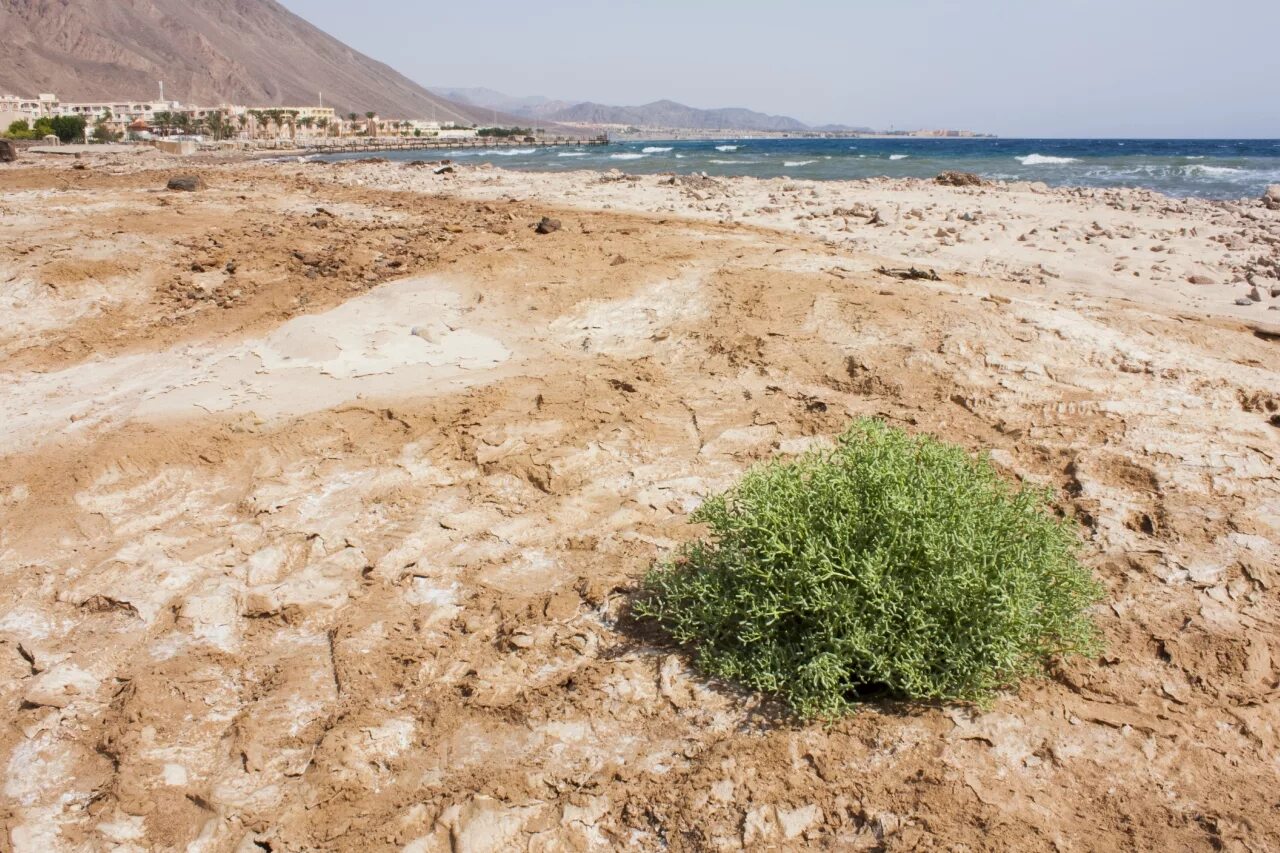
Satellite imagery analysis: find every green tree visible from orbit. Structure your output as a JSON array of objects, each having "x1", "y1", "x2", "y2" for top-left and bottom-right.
[
  {"x1": 32, "y1": 117, "x2": 56, "y2": 139},
  {"x1": 6, "y1": 119, "x2": 33, "y2": 139},
  {"x1": 93, "y1": 119, "x2": 120, "y2": 143},
  {"x1": 205, "y1": 112, "x2": 228, "y2": 141}
]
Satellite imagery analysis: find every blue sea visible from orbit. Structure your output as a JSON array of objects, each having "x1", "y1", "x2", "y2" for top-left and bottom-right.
[{"x1": 323, "y1": 138, "x2": 1280, "y2": 199}]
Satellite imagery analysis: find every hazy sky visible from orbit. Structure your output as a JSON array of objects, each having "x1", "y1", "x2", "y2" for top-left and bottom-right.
[{"x1": 281, "y1": 0, "x2": 1279, "y2": 137}]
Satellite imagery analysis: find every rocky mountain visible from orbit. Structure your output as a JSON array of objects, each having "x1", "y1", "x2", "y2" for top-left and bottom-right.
[
  {"x1": 432, "y1": 87, "x2": 574, "y2": 118},
  {"x1": 432, "y1": 89, "x2": 847, "y2": 132},
  {"x1": 544, "y1": 99, "x2": 809, "y2": 132},
  {"x1": 0, "y1": 0, "x2": 525, "y2": 125}
]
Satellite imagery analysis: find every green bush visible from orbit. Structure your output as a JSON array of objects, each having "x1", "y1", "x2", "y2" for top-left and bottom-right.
[
  {"x1": 636, "y1": 419, "x2": 1103, "y2": 718},
  {"x1": 49, "y1": 115, "x2": 87, "y2": 143},
  {"x1": 5, "y1": 119, "x2": 34, "y2": 140}
]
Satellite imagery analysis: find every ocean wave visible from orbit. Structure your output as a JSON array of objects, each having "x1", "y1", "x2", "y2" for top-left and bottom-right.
[
  {"x1": 611, "y1": 153, "x2": 650, "y2": 160},
  {"x1": 642, "y1": 146, "x2": 673, "y2": 153},
  {"x1": 709, "y1": 159, "x2": 746, "y2": 164},
  {"x1": 481, "y1": 148, "x2": 537, "y2": 156},
  {"x1": 558, "y1": 152, "x2": 589, "y2": 157},
  {"x1": 715, "y1": 145, "x2": 739, "y2": 152},
  {"x1": 889, "y1": 154, "x2": 909, "y2": 160},
  {"x1": 1018, "y1": 154, "x2": 1079, "y2": 165},
  {"x1": 1190, "y1": 164, "x2": 1246, "y2": 175},
  {"x1": 784, "y1": 160, "x2": 816, "y2": 167}
]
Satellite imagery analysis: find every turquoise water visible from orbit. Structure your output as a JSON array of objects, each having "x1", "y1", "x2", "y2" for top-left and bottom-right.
[{"x1": 320, "y1": 138, "x2": 1280, "y2": 199}]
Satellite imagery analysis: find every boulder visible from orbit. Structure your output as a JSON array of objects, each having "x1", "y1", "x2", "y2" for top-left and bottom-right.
[
  {"x1": 935, "y1": 170, "x2": 984, "y2": 187},
  {"x1": 534, "y1": 216, "x2": 561, "y2": 234},
  {"x1": 166, "y1": 175, "x2": 205, "y2": 192},
  {"x1": 0, "y1": 140, "x2": 16, "y2": 162},
  {"x1": 1264, "y1": 185, "x2": 1280, "y2": 210},
  {"x1": 1187, "y1": 274, "x2": 1217, "y2": 285}
]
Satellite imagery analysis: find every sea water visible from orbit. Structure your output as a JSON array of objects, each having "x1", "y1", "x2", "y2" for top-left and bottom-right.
[{"x1": 320, "y1": 138, "x2": 1280, "y2": 199}]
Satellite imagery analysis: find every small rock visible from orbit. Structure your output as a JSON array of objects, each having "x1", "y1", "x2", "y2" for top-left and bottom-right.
[
  {"x1": 610, "y1": 254, "x2": 627, "y2": 266},
  {"x1": 743, "y1": 806, "x2": 780, "y2": 845},
  {"x1": 935, "y1": 171, "x2": 983, "y2": 187},
  {"x1": 1249, "y1": 286, "x2": 1263, "y2": 302},
  {"x1": 867, "y1": 207, "x2": 896, "y2": 227},
  {"x1": 534, "y1": 216, "x2": 561, "y2": 234},
  {"x1": 23, "y1": 664, "x2": 100, "y2": 709},
  {"x1": 166, "y1": 175, "x2": 205, "y2": 192},
  {"x1": 1187, "y1": 274, "x2": 1217, "y2": 285},
  {"x1": 1263, "y1": 185, "x2": 1280, "y2": 210},
  {"x1": 777, "y1": 805, "x2": 822, "y2": 839},
  {"x1": 1235, "y1": 297, "x2": 1254, "y2": 306},
  {"x1": 449, "y1": 797, "x2": 527, "y2": 853}
]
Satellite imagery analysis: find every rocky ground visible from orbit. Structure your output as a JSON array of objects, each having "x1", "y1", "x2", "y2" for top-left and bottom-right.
[{"x1": 1, "y1": 151, "x2": 1278, "y2": 852}]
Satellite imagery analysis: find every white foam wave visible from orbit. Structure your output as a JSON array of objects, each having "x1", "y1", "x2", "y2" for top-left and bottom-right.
[
  {"x1": 1018, "y1": 154, "x2": 1079, "y2": 165},
  {"x1": 642, "y1": 146, "x2": 673, "y2": 153},
  {"x1": 558, "y1": 152, "x2": 589, "y2": 157},
  {"x1": 715, "y1": 145, "x2": 739, "y2": 152},
  {"x1": 889, "y1": 154, "x2": 909, "y2": 160},
  {"x1": 610, "y1": 153, "x2": 649, "y2": 160},
  {"x1": 1191, "y1": 164, "x2": 1246, "y2": 175},
  {"x1": 481, "y1": 148, "x2": 537, "y2": 156},
  {"x1": 784, "y1": 160, "x2": 816, "y2": 167}
]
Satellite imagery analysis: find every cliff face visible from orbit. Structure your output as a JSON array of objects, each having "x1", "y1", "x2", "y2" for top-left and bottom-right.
[{"x1": 0, "y1": 0, "x2": 517, "y2": 123}]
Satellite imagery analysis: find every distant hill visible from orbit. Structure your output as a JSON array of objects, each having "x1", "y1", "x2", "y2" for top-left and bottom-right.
[
  {"x1": 432, "y1": 87, "x2": 575, "y2": 117},
  {"x1": 0, "y1": 0, "x2": 529, "y2": 126},
  {"x1": 546, "y1": 100, "x2": 809, "y2": 132},
  {"x1": 432, "y1": 89, "x2": 815, "y2": 132}
]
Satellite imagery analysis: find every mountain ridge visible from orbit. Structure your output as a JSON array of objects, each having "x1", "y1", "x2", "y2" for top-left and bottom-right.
[
  {"x1": 432, "y1": 87, "x2": 871, "y2": 132},
  {"x1": 0, "y1": 0, "x2": 527, "y2": 126}
]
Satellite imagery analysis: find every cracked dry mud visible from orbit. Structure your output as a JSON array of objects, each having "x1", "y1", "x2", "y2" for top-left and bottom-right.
[{"x1": 1, "y1": 156, "x2": 1278, "y2": 851}]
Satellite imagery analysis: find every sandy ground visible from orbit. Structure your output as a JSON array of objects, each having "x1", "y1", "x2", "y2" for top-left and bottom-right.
[{"x1": 1, "y1": 150, "x2": 1278, "y2": 852}]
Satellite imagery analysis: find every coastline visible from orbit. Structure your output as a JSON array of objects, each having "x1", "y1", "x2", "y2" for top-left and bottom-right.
[
  {"x1": 320, "y1": 156, "x2": 1279, "y2": 321},
  {"x1": 1, "y1": 150, "x2": 1278, "y2": 850}
]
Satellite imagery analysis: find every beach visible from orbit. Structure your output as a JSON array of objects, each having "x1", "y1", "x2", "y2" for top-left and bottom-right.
[{"x1": 2, "y1": 150, "x2": 1278, "y2": 851}]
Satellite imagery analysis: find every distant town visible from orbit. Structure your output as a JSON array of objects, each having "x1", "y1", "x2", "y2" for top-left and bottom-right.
[
  {"x1": 0, "y1": 92, "x2": 511, "y2": 146},
  {"x1": 1, "y1": 92, "x2": 991, "y2": 149}
]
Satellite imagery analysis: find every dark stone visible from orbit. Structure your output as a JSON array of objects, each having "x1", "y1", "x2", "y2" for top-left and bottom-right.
[
  {"x1": 0, "y1": 140, "x2": 17, "y2": 162},
  {"x1": 167, "y1": 175, "x2": 205, "y2": 192},
  {"x1": 535, "y1": 217, "x2": 561, "y2": 234},
  {"x1": 934, "y1": 171, "x2": 984, "y2": 187}
]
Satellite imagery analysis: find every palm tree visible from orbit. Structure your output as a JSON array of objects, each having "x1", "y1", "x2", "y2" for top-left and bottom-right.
[
  {"x1": 152, "y1": 111, "x2": 173, "y2": 136},
  {"x1": 316, "y1": 117, "x2": 330, "y2": 137},
  {"x1": 206, "y1": 112, "x2": 228, "y2": 141}
]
